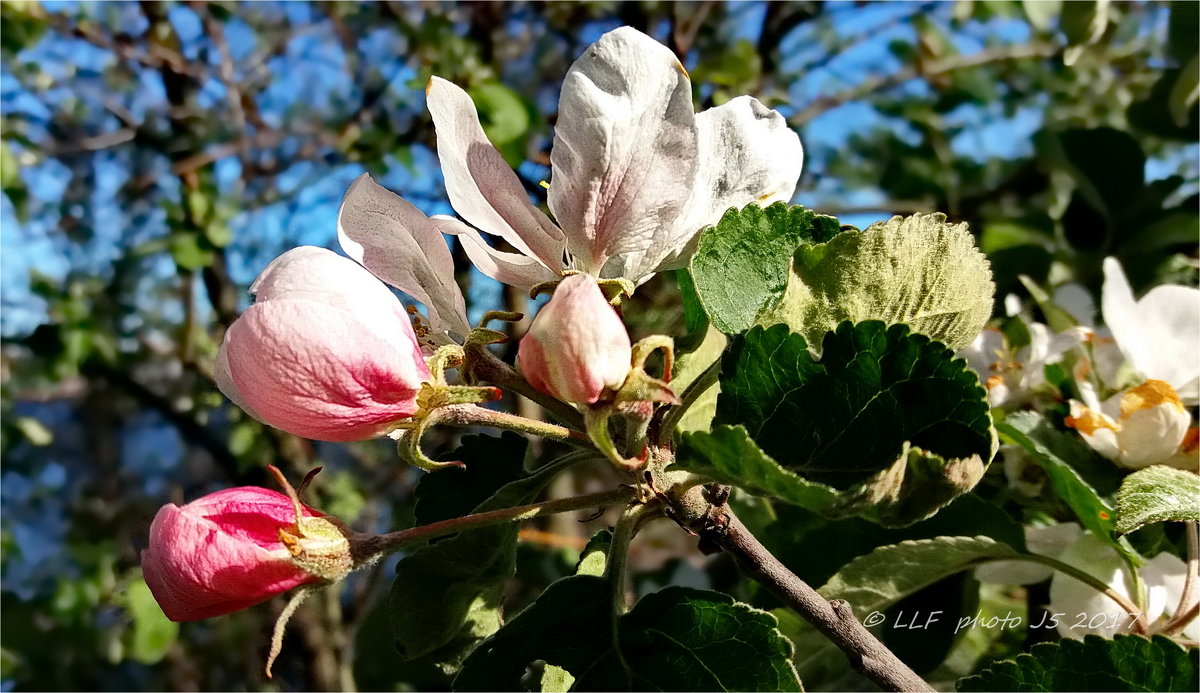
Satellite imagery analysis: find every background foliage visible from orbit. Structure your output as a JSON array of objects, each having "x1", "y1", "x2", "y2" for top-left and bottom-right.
[{"x1": 1, "y1": 1, "x2": 1196, "y2": 690}]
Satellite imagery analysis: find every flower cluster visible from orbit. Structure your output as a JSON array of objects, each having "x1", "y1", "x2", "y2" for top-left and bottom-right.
[{"x1": 144, "y1": 25, "x2": 800, "y2": 642}]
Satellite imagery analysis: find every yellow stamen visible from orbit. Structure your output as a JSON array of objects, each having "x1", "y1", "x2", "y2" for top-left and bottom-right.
[{"x1": 1119, "y1": 379, "x2": 1185, "y2": 420}]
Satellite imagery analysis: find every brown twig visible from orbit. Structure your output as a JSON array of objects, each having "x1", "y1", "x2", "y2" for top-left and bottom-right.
[
  {"x1": 792, "y1": 41, "x2": 1061, "y2": 124},
  {"x1": 699, "y1": 507, "x2": 933, "y2": 692}
]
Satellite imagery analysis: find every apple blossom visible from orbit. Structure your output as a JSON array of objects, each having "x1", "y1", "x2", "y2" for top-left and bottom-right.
[
  {"x1": 1096, "y1": 257, "x2": 1200, "y2": 402},
  {"x1": 142, "y1": 486, "x2": 339, "y2": 622},
  {"x1": 518, "y1": 274, "x2": 632, "y2": 406},
  {"x1": 337, "y1": 26, "x2": 803, "y2": 304},
  {"x1": 216, "y1": 246, "x2": 432, "y2": 442},
  {"x1": 960, "y1": 322, "x2": 1089, "y2": 408},
  {"x1": 1065, "y1": 379, "x2": 1197, "y2": 470},
  {"x1": 975, "y1": 522, "x2": 1197, "y2": 640}
]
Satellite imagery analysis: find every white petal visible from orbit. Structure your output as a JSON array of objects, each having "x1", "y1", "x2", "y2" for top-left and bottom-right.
[
  {"x1": 1053, "y1": 283, "x2": 1096, "y2": 327},
  {"x1": 437, "y1": 216, "x2": 560, "y2": 291},
  {"x1": 1135, "y1": 284, "x2": 1200, "y2": 403},
  {"x1": 958, "y1": 327, "x2": 1005, "y2": 385},
  {"x1": 974, "y1": 522, "x2": 1079, "y2": 584},
  {"x1": 336, "y1": 174, "x2": 470, "y2": 342},
  {"x1": 549, "y1": 26, "x2": 698, "y2": 275},
  {"x1": 1049, "y1": 533, "x2": 1143, "y2": 639},
  {"x1": 1148, "y1": 551, "x2": 1200, "y2": 639},
  {"x1": 426, "y1": 77, "x2": 566, "y2": 272},
  {"x1": 634, "y1": 95, "x2": 804, "y2": 280},
  {"x1": 1102, "y1": 257, "x2": 1200, "y2": 403}
]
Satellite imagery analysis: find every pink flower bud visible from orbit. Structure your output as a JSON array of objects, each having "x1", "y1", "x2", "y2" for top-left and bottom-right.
[
  {"x1": 518, "y1": 274, "x2": 631, "y2": 405},
  {"x1": 141, "y1": 487, "x2": 328, "y2": 622},
  {"x1": 216, "y1": 247, "x2": 432, "y2": 442}
]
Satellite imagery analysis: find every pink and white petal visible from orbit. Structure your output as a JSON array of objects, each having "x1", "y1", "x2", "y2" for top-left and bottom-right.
[
  {"x1": 142, "y1": 504, "x2": 314, "y2": 621},
  {"x1": 214, "y1": 341, "x2": 262, "y2": 422},
  {"x1": 549, "y1": 26, "x2": 698, "y2": 275},
  {"x1": 640, "y1": 96, "x2": 804, "y2": 279},
  {"x1": 337, "y1": 174, "x2": 470, "y2": 342},
  {"x1": 187, "y1": 487, "x2": 320, "y2": 549},
  {"x1": 224, "y1": 298, "x2": 427, "y2": 442},
  {"x1": 437, "y1": 216, "x2": 560, "y2": 291},
  {"x1": 426, "y1": 77, "x2": 566, "y2": 271},
  {"x1": 249, "y1": 246, "x2": 404, "y2": 317}
]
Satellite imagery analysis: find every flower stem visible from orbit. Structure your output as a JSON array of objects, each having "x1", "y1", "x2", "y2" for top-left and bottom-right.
[
  {"x1": 1005, "y1": 553, "x2": 1149, "y2": 634},
  {"x1": 463, "y1": 344, "x2": 585, "y2": 430},
  {"x1": 1161, "y1": 522, "x2": 1199, "y2": 636},
  {"x1": 430, "y1": 403, "x2": 588, "y2": 444},
  {"x1": 352, "y1": 487, "x2": 636, "y2": 558}
]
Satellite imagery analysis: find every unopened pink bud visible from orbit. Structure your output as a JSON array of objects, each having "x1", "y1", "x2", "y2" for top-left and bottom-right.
[
  {"x1": 141, "y1": 487, "x2": 329, "y2": 622},
  {"x1": 216, "y1": 247, "x2": 432, "y2": 442},
  {"x1": 518, "y1": 274, "x2": 632, "y2": 405}
]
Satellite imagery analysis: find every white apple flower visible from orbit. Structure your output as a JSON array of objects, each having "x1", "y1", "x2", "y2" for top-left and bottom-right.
[
  {"x1": 336, "y1": 26, "x2": 803, "y2": 342},
  {"x1": 1065, "y1": 258, "x2": 1199, "y2": 471},
  {"x1": 976, "y1": 523, "x2": 1197, "y2": 641},
  {"x1": 959, "y1": 322, "x2": 1089, "y2": 408},
  {"x1": 1097, "y1": 257, "x2": 1200, "y2": 403},
  {"x1": 1066, "y1": 380, "x2": 1197, "y2": 470}
]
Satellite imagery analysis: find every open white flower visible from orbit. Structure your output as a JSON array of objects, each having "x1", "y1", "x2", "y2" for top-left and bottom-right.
[
  {"x1": 1098, "y1": 257, "x2": 1200, "y2": 404},
  {"x1": 1065, "y1": 380, "x2": 1197, "y2": 470},
  {"x1": 959, "y1": 322, "x2": 1089, "y2": 408},
  {"x1": 1064, "y1": 259, "x2": 1199, "y2": 470},
  {"x1": 976, "y1": 523, "x2": 1197, "y2": 640},
  {"x1": 337, "y1": 26, "x2": 803, "y2": 342}
]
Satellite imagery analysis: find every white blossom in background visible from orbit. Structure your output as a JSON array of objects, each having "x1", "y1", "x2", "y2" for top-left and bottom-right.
[
  {"x1": 335, "y1": 26, "x2": 803, "y2": 343},
  {"x1": 976, "y1": 522, "x2": 1197, "y2": 640},
  {"x1": 959, "y1": 322, "x2": 1089, "y2": 408}
]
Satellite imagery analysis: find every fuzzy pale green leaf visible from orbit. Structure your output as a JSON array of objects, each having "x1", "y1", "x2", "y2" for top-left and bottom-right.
[
  {"x1": 1114, "y1": 465, "x2": 1200, "y2": 534},
  {"x1": 760, "y1": 213, "x2": 994, "y2": 350}
]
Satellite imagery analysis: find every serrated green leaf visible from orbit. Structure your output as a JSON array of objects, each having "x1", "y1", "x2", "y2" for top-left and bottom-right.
[
  {"x1": 391, "y1": 434, "x2": 571, "y2": 670},
  {"x1": 776, "y1": 536, "x2": 1017, "y2": 688},
  {"x1": 760, "y1": 213, "x2": 994, "y2": 350},
  {"x1": 573, "y1": 530, "x2": 611, "y2": 577},
  {"x1": 123, "y1": 575, "x2": 179, "y2": 665},
  {"x1": 455, "y1": 580, "x2": 801, "y2": 691},
  {"x1": 1114, "y1": 465, "x2": 1200, "y2": 534},
  {"x1": 680, "y1": 425, "x2": 995, "y2": 526},
  {"x1": 698, "y1": 321, "x2": 994, "y2": 524},
  {"x1": 690, "y1": 202, "x2": 839, "y2": 334},
  {"x1": 956, "y1": 634, "x2": 1198, "y2": 692},
  {"x1": 998, "y1": 412, "x2": 1140, "y2": 565}
]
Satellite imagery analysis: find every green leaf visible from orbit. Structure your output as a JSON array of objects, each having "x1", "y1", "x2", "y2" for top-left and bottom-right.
[
  {"x1": 1114, "y1": 465, "x2": 1200, "y2": 534},
  {"x1": 998, "y1": 412, "x2": 1138, "y2": 564},
  {"x1": 470, "y1": 83, "x2": 530, "y2": 146},
  {"x1": 1021, "y1": 0, "x2": 1060, "y2": 32},
  {"x1": 169, "y1": 233, "x2": 214, "y2": 270},
  {"x1": 776, "y1": 536, "x2": 1017, "y2": 688},
  {"x1": 573, "y1": 530, "x2": 612, "y2": 577},
  {"x1": 537, "y1": 664, "x2": 575, "y2": 692},
  {"x1": 455, "y1": 580, "x2": 801, "y2": 691},
  {"x1": 1169, "y1": 54, "x2": 1200, "y2": 128},
  {"x1": 689, "y1": 202, "x2": 839, "y2": 335},
  {"x1": 1037, "y1": 128, "x2": 1146, "y2": 220},
  {"x1": 123, "y1": 575, "x2": 179, "y2": 665},
  {"x1": 413, "y1": 434, "x2": 527, "y2": 526},
  {"x1": 390, "y1": 434, "x2": 571, "y2": 671},
  {"x1": 957, "y1": 634, "x2": 1199, "y2": 692},
  {"x1": 760, "y1": 213, "x2": 994, "y2": 350},
  {"x1": 696, "y1": 322, "x2": 994, "y2": 524}
]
